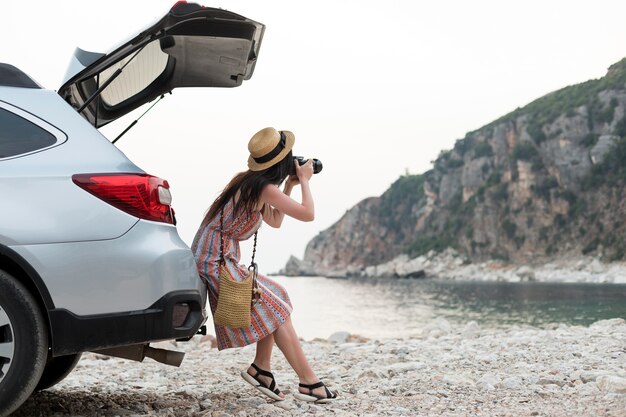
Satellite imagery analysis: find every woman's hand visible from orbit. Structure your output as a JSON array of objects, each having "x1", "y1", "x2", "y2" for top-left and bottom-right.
[
  {"x1": 285, "y1": 174, "x2": 299, "y2": 190},
  {"x1": 294, "y1": 159, "x2": 314, "y2": 183}
]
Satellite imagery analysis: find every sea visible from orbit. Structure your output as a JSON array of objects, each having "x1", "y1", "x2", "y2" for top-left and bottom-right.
[{"x1": 266, "y1": 276, "x2": 626, "y2": 340}]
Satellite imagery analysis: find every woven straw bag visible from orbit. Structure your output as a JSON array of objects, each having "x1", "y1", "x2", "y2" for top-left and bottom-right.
[
  {"x1": 213, "y1": 208, "x2": 261, "y2": 328},
  {"x1": 214, "y1": 265, "x2": 255, "y2": 328}
]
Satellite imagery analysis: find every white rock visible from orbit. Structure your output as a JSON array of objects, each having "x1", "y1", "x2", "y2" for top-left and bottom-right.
[
  {"x1": 477, "y1": 381, "x2": 495, "y2": 391},
  {"x1": 590, "y1": 318, "x2": 626, "y2": 329},
  {"x1": 516, "y1": 265, "x2": 536, "y2": 281},
  {"x1": 580, "y1": 371, "x2": 612, "y2": 383},
  {"x1": 245, "y1": 397, "x2": 266, "y2": 407},
  {"x1": 358, "y1": 368, "x2": 384, "y2": 379},
  {"x1": 461, "y1": 321, "x2": 480, "y2": 338},
  {"x1": 328, "y1": 331, "x2": 351, "y2": 344},
  {"x1": 477, "y1": 374, "x2": 501, "y2": 390},
  {"x1": 442, "y1": 373, "x2": 474, "y2": 386},
  {"x1": 613, "y1": 272, "x2": 626, "y2": 284},
  {"x1": 421, "y1": 318, "x2": 452, "y2": 339},
  {"x1": 596, "y1": 375, "x2": 626, "y2": 394},
  {"x1": 537, "y1": 376, "x2": 566, "y2": 387},
  {"x1": 588, "y1": 258, "x2": 606, "y2": 273},
  {"x1": 273, "y1": 400, "x2": 297, "y2": 411},
  {"x1": 476, "y1": 353, "x2": 499, "y2": 363},
  {"x1": 500, "y1": 376, "x2": 523, "y2": 390},
  {"x1": 381, "y1": 362, "x2": 426, "y2": 377}
]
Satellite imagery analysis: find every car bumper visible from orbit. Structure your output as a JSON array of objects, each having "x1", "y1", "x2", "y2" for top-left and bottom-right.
[{"x1": 49, "y1": 289, "x2": 205, "y2": 356}]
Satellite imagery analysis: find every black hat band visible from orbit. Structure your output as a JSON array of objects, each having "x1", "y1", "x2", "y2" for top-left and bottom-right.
[{"x1": 252, "y1": 131, "x2": 287, "y2": 164}]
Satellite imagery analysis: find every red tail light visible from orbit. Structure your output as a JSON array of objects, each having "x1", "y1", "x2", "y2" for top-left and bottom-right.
[{"x1": 72, "y1": 173, "x2": 174, "y2": 224}]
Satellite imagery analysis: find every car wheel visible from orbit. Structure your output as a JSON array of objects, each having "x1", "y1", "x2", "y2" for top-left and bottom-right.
[
  {"x1": 0, "y1": 270, "x2": 49, "y2": 417},
  {"x1": 36, "y1": 353, "x2": 82, "y2": 391}
]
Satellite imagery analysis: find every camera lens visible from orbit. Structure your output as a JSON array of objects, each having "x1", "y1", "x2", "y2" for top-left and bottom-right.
[
  {"x1": 312, "y1": 159, "x2": 323, "y2": 174},
  {"x1": 291, "y1": 156, "x2": 323, "y2": 175}
]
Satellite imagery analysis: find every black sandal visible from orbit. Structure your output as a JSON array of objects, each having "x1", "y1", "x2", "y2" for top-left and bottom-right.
[
  {"x1": 293, "y1": 381, "x2": 338, "y2": 403},
  {"x1": 240, "y1": 363, "x2": 284, "y2": 401}
]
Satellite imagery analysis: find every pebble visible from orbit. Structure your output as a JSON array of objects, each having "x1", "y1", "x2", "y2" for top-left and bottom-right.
[
  {"x1": 328, "y1": 331, "x2": 351, "y2": 344},
  {"x1": 596, "y1": 375, "x2": 626, "y2": 394},
  {"x1": 12, "y1": 319, "x2": 626, "y2": 417},
  {"x1": 501, "y1": 376, "x2": 523, "y2": 390}
]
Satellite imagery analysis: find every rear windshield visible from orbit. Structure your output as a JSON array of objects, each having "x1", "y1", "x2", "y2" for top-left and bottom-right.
[
  {"x1": 0, "y1": 108, "x2": 57, "y2": 158},
  {"x1": 98, "y1": 40, "x2": 169, "y2": 107}
]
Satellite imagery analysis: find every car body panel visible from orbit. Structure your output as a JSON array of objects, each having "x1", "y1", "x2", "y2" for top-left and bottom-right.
[
  {"x1": 10, "y1": 220, "x2": 204, "y2": 316},
  {"x1": 0, "y1": 89, "x2": 142, "y2": 245},
  {"x1": 59, "y1": 3, "x2": 265, "y2": 128}
]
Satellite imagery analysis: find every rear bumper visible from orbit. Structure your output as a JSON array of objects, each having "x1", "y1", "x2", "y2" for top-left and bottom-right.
[{"x1": 49, "y1": 290, "x2": 205, "y2": 356}]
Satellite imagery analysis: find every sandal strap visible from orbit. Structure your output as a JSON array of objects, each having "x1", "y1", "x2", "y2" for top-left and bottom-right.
[
  {"x1": 300, "y1": 381, "x2": 324, "y2": 391},
  {"x1": 299, "y1": 381, "x2": 324, "y2": 390},
  {"x1": 250, "y1": 363, "x2": 280, "y2": 394},
  {"x1": 251, "y1": 363, "x2": 274, "y2": 378},
  {"x1": 299, "y1": 381, "x2": 337, "y2": 400}
]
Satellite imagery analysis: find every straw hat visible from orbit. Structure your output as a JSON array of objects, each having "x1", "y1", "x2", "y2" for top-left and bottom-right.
[{"x1": 247, "y1": 127, "x2": 295, "y2": 171}]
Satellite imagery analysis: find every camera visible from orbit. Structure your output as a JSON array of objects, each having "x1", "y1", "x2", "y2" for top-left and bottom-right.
[{"x1": 290, "y1": 156, "x2": 323, "y2": 175}]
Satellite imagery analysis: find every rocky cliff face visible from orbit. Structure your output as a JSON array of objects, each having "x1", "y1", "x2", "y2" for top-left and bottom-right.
[{"x1": 288, "y1": 59, "x2": 626, "y2": 276}]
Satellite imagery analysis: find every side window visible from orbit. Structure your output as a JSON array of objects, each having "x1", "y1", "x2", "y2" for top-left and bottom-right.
[{"x1": 0, "y1": 108, "x2": 57, "y2": 158}]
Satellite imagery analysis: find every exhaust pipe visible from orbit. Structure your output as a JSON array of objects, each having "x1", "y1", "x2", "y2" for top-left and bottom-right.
[
  {"x1": 92, "y1": 344, "x2": 185, "y2": 367},
  {"x1": 144, "y1": 346, "x2": 185, "y2": 367}
]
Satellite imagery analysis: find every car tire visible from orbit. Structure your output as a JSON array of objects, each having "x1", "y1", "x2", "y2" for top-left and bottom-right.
[
  {"x1": 36, "y1": 353, "x2": 82, "y2": 391},
  {"x1": 0, "y1": 270, "x2": 49, "y2": 417}
]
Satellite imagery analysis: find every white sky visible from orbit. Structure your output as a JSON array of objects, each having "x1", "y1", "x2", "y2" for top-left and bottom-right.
[{"x1": 4, "y1": 0, "x2": 626, "y2": 273}]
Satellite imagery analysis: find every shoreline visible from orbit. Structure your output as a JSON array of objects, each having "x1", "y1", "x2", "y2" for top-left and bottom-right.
[
  {"x1": 14, "y1": 319, "x2": 626, "y2": 417},
  {"x1": 282, "y1": 249, "x2": 626, "y2": 284}
]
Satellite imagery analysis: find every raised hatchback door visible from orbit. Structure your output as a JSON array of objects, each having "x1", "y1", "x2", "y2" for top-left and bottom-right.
[{"x1": 58, "y1": 1, "x2": 264, "y2": 128}]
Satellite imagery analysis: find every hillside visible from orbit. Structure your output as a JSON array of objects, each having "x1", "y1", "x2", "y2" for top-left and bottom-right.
[{"x1": 285, "y1": 59, "x2": 626, "y2": 276}]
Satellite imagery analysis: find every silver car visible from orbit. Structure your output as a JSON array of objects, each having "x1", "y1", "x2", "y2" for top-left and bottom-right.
[{"x1": 0, "y1": 3, "x2": 264, "y2": 415}]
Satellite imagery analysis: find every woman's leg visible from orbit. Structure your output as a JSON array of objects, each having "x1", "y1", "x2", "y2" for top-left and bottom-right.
[
  {"x1": 246, "y1": 334, "x2": 285, "y2": 398},
  {"x1": 253, "y1": 333, "x2": 274, "y2": 370},
  {"x1": 273, "y1": 317, "x2": 333, "y2": 398}
]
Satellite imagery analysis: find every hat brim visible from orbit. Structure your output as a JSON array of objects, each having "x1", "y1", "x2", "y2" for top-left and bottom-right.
[{"x1": 247, "y1": 130, "x2": 295, "y2": 171}]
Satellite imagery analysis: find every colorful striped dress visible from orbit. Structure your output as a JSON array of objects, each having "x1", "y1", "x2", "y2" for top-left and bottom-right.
[{"x1": 191, "y1": 198, "x2": 293, "y2": 350}]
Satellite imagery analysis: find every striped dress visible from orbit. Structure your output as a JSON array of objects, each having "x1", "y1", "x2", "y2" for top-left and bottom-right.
[{"x1": 191, "y1": 198, "x2": 293, "y2": 350}]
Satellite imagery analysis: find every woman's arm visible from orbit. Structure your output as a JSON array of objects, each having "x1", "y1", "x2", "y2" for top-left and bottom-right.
[
  {"x1": 261, "y1": 160, "x2": 314, "y2": 227},
  {"x1": 261, "y1": 176, "x2": 296, "y2": 227}
]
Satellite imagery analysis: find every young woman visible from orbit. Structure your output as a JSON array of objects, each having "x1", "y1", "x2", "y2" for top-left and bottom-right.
[{"x1": 191, "y1": 127, "x2": 337, "y2": 403}]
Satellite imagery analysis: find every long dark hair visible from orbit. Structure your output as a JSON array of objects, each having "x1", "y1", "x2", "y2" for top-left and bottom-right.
[{"x1": 202, "y1": 151, "x2": 293, "y2": 226}]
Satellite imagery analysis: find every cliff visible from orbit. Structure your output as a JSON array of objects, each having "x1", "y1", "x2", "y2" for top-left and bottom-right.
[{"x1": 287, "y1": 58, "x2": 626, "y2": 277}]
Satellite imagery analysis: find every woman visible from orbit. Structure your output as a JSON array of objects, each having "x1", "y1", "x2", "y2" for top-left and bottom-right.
[{"x1": 192, "y1": 127, "x2": 338, "y2": 403}]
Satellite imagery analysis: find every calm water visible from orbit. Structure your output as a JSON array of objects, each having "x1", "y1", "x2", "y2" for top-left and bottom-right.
[{"x1": 266, "y1": 276, "x2": 626, "y2": 340}]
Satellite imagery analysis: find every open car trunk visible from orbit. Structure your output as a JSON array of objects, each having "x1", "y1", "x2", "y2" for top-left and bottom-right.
[{"x1": 58, "y1": 2, "x2": 264, "y2": 128}]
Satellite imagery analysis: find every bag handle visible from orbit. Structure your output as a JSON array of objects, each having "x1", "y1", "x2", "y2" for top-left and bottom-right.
[{"x1": 219, "y1": 206, "x2": 258, "y2": 268}]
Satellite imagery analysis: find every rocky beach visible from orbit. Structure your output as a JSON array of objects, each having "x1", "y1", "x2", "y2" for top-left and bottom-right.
[{"x1": 15, "y1": 318, "x2": 626, "y2": 417}]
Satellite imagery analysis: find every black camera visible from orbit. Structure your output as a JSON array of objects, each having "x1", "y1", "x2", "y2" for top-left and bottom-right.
[{"x1": 290, "y1": 156, "x2": 323, "y2": 175}]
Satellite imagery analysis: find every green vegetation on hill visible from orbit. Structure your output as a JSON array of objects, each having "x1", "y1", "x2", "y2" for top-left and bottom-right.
[
  {"x1": 488, "y1": 58, "x2": 626, "y2": 134},
  {"x1": 410, "y1": 59, "x2": 626, "y2": 261},
  {"x1": 583, "y1": 136, "x2": 626, "y2": 189},
  {"x1": 379, "y1": 174, "x2": 425, "y2": 235}
]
